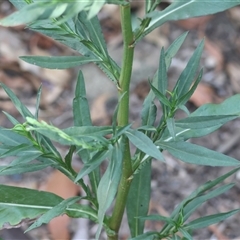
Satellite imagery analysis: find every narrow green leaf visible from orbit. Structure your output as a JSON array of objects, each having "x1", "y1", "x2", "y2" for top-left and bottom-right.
[
  {"x1": 26, "y1": 117, "x2": 107, "y2": 149},
  {"x1": 130, "y1": 231, "x2": 158, "y2": 240},
  {"x1": 158, "y1": 141, "x2": 240, "y2": 167},
  {"x1": 158, "y1": 47, "x2": 168, "y2": 96},
  {"x1": 2, "y1": 112, "x2": 20, "y2": 125},
  {"x1": 9, "y1": 152, "x2": 43, "y2": 166},
  {"x1": 145, "y1": 0, "x2": 152, "y2": 13},
  {"x1": 26, "y1": 196, "x2": 81, "y2": 232},
  {"x1": 139, "y1": 214, "x2": 176, "y2": 226},
  {"x1": 0, "y1": 144, "x2": 38, "y2": 158},
  {"x1": 64, "y1": 145, "x2": 76, "y2": 170},
  {"x1": 166, "y1": 118, "x2": 176, "y2": 140},
  {"x1": 160, "y1": 167, "x2": 240, "y2": 235},
  {"x1": 177, "y1": 69, "x2": 203, "y2": 107},
  {"x1": 175, "y1": 115, "x2": 238, "y2": 129},
  {"x1": 183, "y1": 184, "x2": 235, "y2": 221},
  {"x1": 141, "y1": 95, "x2": 157, "y2": 129},
  {"x1": 179, "y1": 228, "x2": 192, "y2": 240},
  {"x1": 0, "y1": 2, "x2": 51, "y2": 26},
  {"x1": 30, "y1": 20, "x2": 93, "y2": 57},
  {"x1": 9, "y1": 0, "x2": 28, "y2": 10},
  {"x1": 141, "y1": 102, "x2": 157, "y2": 128},
  {"x1": 65, "y1": 203, "x2": 98, "y2": 222},
  {"x1": 0, "y1": 129, "x2": 31, "y2": 146},
  {"x1": 0, "y1": 185, "x2": 63, "y2": 229},
  {"x1": 75, "y1": 149, "x2": 109, "y2": 182},
  {"x1": 0, "y1": 163, "x2": 53, "y2": 176},
  {"x1": 112, "y1": 92, "x2": 126, "y2": 135},
  {"x1": 77, "y1": 12, "x2": 108, "y2": 58},
  {"x1": 138, "y1": 0, "x2": 240, "y2": 41},
  {"x1": 127, "y1": 160, "x2": 151, "y2": 237},
  {"x1": 141, "y1": 32, "x2": 188, "y2": 125},
  {"x1": 20, "y1": 55, "x2": 100, "y2": 69},
  {"x1": 63, "y1": 126, "x2": 112, "y2": 138},
  {"x1": 165, "y1": 32, "x2": 188, "y2": 69},
  {"x1": 73, "y1": 71, "x2": 92, "y2": 126},
  {"x1": 125, "y1": 129, "x2": 164, "y2": 162},
  {"x1": 191, "y1": 94, "x2": 240, "y2": 117},
  {"x1": 114, "y1": 124, "x2": 132, "y2": 139},
  {"x1": 88, "y1": 0, "x2": 105, "y2": 19},
  {"x1": 169, "y1": 235, "x2": 181, "y2": 240},
  {"x1": 96, "y1": 145, "x2": 122, "y2": 239},
  {"x1": 0, "y1": 83, "x2": 34, "y2": 119},
  {"x1": 184, "y1": 209, "x2": 240, "y2": 230},
  {"x1": 150, "y1": 83, "x2": 172, "y2": 108},
  {"x1": 35, "y1": 85, "x2": 42, "y2": 119},
  {"x1": 72, "y1": 70, "x2": 101, "y2": 197},
  {"x1": 77, "y1": 11, "x2": 120, "y2": 82},
  {"x1": 0, "y1": 1, "x2": 91, "y2": 27},
  {"x1": 137, "y1": 126, "x2": 156, "y2": 132},
  {"x1": 173, "y1": 40, "x2": 204, "y2": 99},
  {"x1": 36, "y1": 134, "x2": 62, "y2": 160},
  {"x1": 161, "y1": 94, "x2": 240, "y2": 140}
]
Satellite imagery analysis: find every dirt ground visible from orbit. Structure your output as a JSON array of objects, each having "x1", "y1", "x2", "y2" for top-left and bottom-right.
[{"x1": 0, "y1": 1, "x2": 240, "y2": 239}]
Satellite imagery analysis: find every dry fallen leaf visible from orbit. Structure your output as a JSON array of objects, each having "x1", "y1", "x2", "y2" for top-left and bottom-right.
[
  {"x1": 226, "y1": 63, "x2": 240, "y2": 93},
  {"x1": 189, "y1": 83, "x2": 219, "y2": 106},
  {"x1": 204, "y1": 37, "x2": 224, "y2": 71}
]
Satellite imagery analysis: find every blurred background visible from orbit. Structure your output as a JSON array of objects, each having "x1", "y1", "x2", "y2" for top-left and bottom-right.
[{"x1": 0, "y1": 1, "x2": 240, "y2": 239}]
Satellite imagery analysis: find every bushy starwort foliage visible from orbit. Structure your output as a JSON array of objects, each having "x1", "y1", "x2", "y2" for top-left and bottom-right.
[{"x1": 0, "y1": 1, "x2": 240, "y2": 239}]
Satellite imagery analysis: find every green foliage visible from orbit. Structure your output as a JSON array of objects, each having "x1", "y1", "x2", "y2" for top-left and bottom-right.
[{"x1": 0, "y1": 0, "x2": 240, "y2": 239}]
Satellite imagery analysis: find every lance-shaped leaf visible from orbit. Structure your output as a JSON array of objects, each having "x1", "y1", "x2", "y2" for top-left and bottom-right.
[
  {"x1": 0, "y1": 163, "x2": 53, "y2": 176},
  {"x1": 184, "y1": 209, "x2": 240, "y2": 231},
  {"x1": 158, "y1": 47, "x2": 168, "y2": 97},
  {"x1": 175, "y1": 115, "x2": 238, "y2": 129},
  {"x1": 0, "y1": 185, "x2": 98, "y2": 231},
  {"x1": 159, "y1": 167, "x2": 240, "y2": 235},
  {"x1": 73, "y1": 70, "x2": 101, "y2": 196},
  {"x1": 3, "y1": 111, "x2": 20, "y2": 125},
  {"x1": 139, "y1": 214, "x2": 176, "y2": 226},
  {"x1": 160, "y1": 94, "x2": 240, "y2": 141},
  {"x1": 20, "y1": 55, "x2": 100, "y2": 69},
  {"x1": 130, "y1": 231, "x2": 158, "y2": 240},
  {"x1": 0, "y1": 83, "x2": 34, "y2": 119},
  {"x1": 158, "y1": 141, "x2": 240, "y2": 167},
  {"x1": 127, "y1": 160, "x2": 152, "y2": 237},
  {"x1": 75, "y1": 149, "x2": 110, "y2": 182},
  {"x1": 191, "y1": 94, "x2": 240, "y2": 117},
  {"x1": 9, "y1": 0, "x2": 28, "y2": 10},
  {"x1": 0, "y1": 128, "x2": 31, "y2": 146},
  {"x1": 26, "y1": 196, "x2": 81, "y2": 232},
  {"x1": 125, "y1": 129, "x2": 164, "y2": 162},
  {"x1": 96, "y1": 145, "x2": 122, "y2": 239},
  {"x1": 26, "y1": 117, "x2": 108, "y2": 149},
  {"x1": 77, "y1": 11, "x2": 108, "y2": 56},
  {"x1": 0, "y1": 185, "x2": 63, "y2": 229},
  {"x1": 63, "y1": 126, "x2": 112, "y2": 138},
  {"x1": 1, "y1": 1, "x2": 98, "y2": 27},
  {"x1": 172, "y1": 40, "x2": 204, "y2": 99},
  {"x1": 165, "y1": 31, "x2": 188, "y2": 69},
  {"x1": 76, "y1": 11, "x2": 120, "y2": 81},
  {"x1": 73, "y1": 71, "x2": 92, "y2": 127},
  {"x1": 142, "y1": 31, "x2": 188, "y2": 121},
  {"x1": 183, "y1": 183, "x2": 235, "y2": 222},
  {"x1": 136, "y1": 0, "x2": 240, "y2": 42}
]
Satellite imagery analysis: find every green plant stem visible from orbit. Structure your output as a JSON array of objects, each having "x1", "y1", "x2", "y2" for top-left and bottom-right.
[{"x1": 108, "y1": 4, "x2": 134, "y2": 239}]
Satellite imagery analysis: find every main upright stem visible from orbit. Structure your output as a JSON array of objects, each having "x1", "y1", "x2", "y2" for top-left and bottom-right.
[{"x1": 108, "y1": 4, "x2": 134, "y2": 240}]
